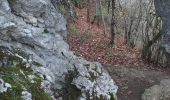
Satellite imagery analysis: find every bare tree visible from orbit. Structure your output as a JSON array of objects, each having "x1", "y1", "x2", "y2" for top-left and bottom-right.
[
  {"x1": 110, "y1": 0, "x2": 116, "y2": 45},
  {"x1": 87, "y1": 0, "x2": 91, "y2": 22}
]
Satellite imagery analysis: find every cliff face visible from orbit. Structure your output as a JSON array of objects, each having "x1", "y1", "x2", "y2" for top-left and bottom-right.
[
  {"x1": 141, "y1": 1, "x2": 170, "y2": 99},
  {"x1": 0, "y1": 0, "x2": 117, "y2": 100},
  {"x1": 154, "y1": 0, "x2": 170, "y2": 66}
]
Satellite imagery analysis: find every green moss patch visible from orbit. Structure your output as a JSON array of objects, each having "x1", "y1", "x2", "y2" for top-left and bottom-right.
[{"x1": 0, "y1": 48, "x2": 52, "y2": 100}]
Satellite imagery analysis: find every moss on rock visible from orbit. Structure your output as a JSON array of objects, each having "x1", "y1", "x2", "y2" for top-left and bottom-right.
[{"x1": 0, "y1": 48, "x2": 52, "y2": 100}]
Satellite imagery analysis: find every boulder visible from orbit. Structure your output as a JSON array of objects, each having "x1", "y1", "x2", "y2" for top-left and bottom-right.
[{"x1": 142, "y1": 79, "x2": 170, "y2": 100}]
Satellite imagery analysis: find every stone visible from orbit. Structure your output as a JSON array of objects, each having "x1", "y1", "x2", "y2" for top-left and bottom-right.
[
  {"x1": 0, "y1": 0, "x2": 118, "y2": 99},
  {"x1": 142, "y1": 79, "x2": 170, "y2": 100},
  {"x1": 0, "y1": 79, "x2": 11, "y2": 93},
  {"x1": 21, "y1": 91, "x2": 32, "y2": 100},
  {"x1": 154, "y1": 0, "x2": 170, "y2": 66}
]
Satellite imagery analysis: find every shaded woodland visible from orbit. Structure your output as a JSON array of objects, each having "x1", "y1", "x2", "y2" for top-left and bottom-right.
[{"x1": 58, "y1": 0, "x2": 166, "y2": 67}]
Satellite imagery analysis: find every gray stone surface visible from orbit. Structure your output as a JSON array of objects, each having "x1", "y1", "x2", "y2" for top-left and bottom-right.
[
  {"x1": 0, "y1": 0, "x2": 118, "y2": 100},
  {"x1": 142, "y1": 79, "x2": 170, "y2": 100},
  {"x1": 0, "y1": 79, "x2": 11, "y2": 93},
  {"x1": 22, "y1": 91, "x2": 32, "y2": 100},
  {"x1": 154, "y1": 0, "x2": 170, "y2": 66}
]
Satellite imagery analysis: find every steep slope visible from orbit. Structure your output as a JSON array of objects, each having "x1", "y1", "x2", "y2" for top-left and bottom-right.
[{"x1": 0, "y1": 0, "x2": 117, "y2": 100}]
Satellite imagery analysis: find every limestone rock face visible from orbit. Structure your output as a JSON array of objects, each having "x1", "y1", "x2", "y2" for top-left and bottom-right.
[
  {"x1": 154, "y1": 0, "x2": 170, "y2": 66},
  {"x1": 0, "y1": 79, "x2": 11, "y2": 93},
  {"x1": 0, "y1": 0, "x2": 118, "y2": 100},
  {"x1": 22, "y1": 91, "x2": 32, "y2": 100},
  {"x1": 142, "y1": 79, "x2": 170, "y2": 100}
]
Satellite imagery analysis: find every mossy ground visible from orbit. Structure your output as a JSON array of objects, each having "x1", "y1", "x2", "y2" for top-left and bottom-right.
[{"x1": 0, "y1": 49, "x2": 52, "y2": 100}]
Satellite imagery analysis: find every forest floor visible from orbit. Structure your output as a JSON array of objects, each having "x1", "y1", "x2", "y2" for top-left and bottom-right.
[{"x1": 66, "y1": 7, "x2": 170, "y2": 100}]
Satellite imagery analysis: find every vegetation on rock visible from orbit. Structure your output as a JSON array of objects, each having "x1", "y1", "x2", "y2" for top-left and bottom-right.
[{"x1": 0, "y1": 48, "x2": 51, "y2": 100}]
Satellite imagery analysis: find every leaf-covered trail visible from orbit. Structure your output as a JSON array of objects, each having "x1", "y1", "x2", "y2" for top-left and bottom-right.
[
  {"x1": 67, "y1": 7, "x2": 152, "y2": 68},
  {"x1": 66, "y1": 6, "x2": 170, "y2": 100}
]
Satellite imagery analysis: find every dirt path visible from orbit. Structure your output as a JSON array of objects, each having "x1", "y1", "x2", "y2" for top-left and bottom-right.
[{"x1": 105, "y1": 65, "x2": 170, "y2": 100}]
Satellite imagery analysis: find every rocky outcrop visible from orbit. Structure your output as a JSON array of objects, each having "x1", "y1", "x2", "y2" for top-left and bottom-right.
[
  {"x1": 154, "y1": 0, "x2": 170, "y2": 66},
  {"x1": 0, "y1": 79, "x2": 11, "y2": 93},
  {"x1": 0, "y1": 0, "x2": 118, "y2": 100},
  {"x1": 142, "y1": 79, "x2": 170, "y2": 100}
]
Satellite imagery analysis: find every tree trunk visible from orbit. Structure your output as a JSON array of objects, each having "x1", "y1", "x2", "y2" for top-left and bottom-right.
[
  {"x1": 110, "y1": 0, "x2": 116, "y2": 45},
  {"x1": 87, "y1": 0, "x2": 90, "y2": 22}
]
